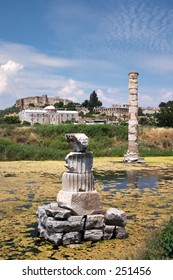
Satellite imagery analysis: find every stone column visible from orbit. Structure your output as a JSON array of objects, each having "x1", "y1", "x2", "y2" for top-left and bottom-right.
[
  {"x1": 57, "y1": 133, "x2": 102, "y2": 215},
  {"x1": 124, "y1": 71, "x2": 145, "y2": 163}
]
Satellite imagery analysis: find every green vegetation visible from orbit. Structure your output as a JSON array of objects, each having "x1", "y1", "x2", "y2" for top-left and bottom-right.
[
  {"x1": 82, "y1": 91, "x2": 102, "y2": 112},
  {"x1": 0, "y1": 105, "x2": 20, "y2": 118},
  {"x1": 3, "y1": 115, "x2": 20, "y2": 124},
  {"x1": 156, "y1": 101, "x2": 173, "y2": 127},
  {"x1": 1, "y1": 123, "x2": 173, "y2": 161},
  {"x1": 54, "y1": 101, "x2": 79, "y2": 111},
  {"x1": 138, "y1": 218, "x2": 173, "y2": 259},
  {"x1": 0, "y1": 124, "x2": 128, "y2": 160},
  {"x1": 0, "y1": 105, "x2": 20, "y2": 124}
]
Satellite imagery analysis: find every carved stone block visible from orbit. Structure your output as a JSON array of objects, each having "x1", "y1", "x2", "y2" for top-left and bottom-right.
[
  {"x1": 63, "y1": 232, "x2": 82, "y2": 245},
  {"x1": 57, "y1": 190, "x2": 102, "y2": 215},
  {"x1": 84, "y1": 229, "x2": 103, "y2": 241},
  {"x1": 103, "y1": 225, "x2": 115, "y2": 240},
  {"x1": 105, "y1": 208, "x2": 127, "y2": 227},
  {"x1": 85, "y1": 214, "x2": 104, "y2": 229},
  {"x1": 65, "y1": 133, "x2": 88, "y2": 152},
  {"x1": 64, "y1": 152, "x2": 93, "y2": 173},
  {"x1": 62, "y1": 172, "x2": 95, "y2": 192}
]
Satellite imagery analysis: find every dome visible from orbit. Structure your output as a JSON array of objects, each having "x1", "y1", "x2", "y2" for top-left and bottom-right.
[{"x1": 44, "y1": 105, "x2": 56, "y2": 110}]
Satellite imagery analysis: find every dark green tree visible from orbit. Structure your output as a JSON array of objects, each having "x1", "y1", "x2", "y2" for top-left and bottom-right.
[
  {"x1": 82, "y1": 91, "x2": 102, "y2": 112},
  {"x1": 65, "y1": 102, "x2": 76, "y2": 110},
  {"x1": 4, "y1": 115, "x2": 21, "y2": 124},
  {"x1": 28, "y1": 103, "x2": 35, "y2": 107},
  {"x1": 156, "y1": 101, "x2": 173, "y2": 127},
  {"x1": 138, "y1": 107, "x2": 144, "y2": 116},
  {"x1": 89, "y1": 91, "x2": 102, "y2": 108},
  {"x1": 54, "y1": 102, "x2": 64, "y2": 108}
]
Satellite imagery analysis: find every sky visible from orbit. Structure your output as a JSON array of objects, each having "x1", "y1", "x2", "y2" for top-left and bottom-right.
[{"x1": 0, "y1": 0, "x2": 173, "y2": 109}]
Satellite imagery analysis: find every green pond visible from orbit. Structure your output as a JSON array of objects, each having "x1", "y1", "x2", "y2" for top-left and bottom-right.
[{"x1": 0, "y1": 161, "x2": 173, "y2": 260}]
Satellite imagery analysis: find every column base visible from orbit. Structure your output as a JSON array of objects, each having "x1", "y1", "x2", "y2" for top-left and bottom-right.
[
  {"x1": 124, "y1": 152, "x2": 145, "y2": 163},
  {"x1": 57, "y1": 190, "x2": 102, "y2": 215}
]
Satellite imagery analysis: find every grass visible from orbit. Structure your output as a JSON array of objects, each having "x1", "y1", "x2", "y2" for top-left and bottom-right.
[{"x1": 139, "y1": 127, "x2": 173, "y2": 150}]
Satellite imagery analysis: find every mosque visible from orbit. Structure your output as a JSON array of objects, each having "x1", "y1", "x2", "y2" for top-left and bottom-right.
[{"x1": 19, "y1": 105, "x2": 78, "y2": 125}]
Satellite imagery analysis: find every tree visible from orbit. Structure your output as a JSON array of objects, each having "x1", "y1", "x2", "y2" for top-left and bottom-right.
[
  {"x1": 65, "y1": 102, "x2": 76, "y2": 110},
  {"x1": 138, "y1": 107, "x2": 144, "y2": 116},
  {"x1": 4, "y1": 115, "x2": 20, "y2": 124},
  {"x1": 156, "y1": 101, "x2": 173, "y2": 127},
  {"x1": 89, "y1": 91, "x2": 102, "y2": 108},
  {"x1": 82, "y1": 99, "x2": 92, "y2": 111},
  {"x1": 82, "y1": 91, "x2": 102, "y2": 112},
  {"x1": 54, "y1": 102, "x2": 64, "y2": 108},
  {"x1": 29, "y1": 103, "x2": 35, "y2": 108}
]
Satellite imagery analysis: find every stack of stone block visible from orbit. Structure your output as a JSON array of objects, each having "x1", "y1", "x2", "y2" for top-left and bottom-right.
[
  {"x1": 37, "y1": 203, "x2": 127, "y2": 246},
  {"x1": 37, "y1": 133, "x2": 127, "y2": 246}
]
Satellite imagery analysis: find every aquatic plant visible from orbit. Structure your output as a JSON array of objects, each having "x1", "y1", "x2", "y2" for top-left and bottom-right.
[{"x1": 0, "y1": 158, "x2": 173, "y2": 259}]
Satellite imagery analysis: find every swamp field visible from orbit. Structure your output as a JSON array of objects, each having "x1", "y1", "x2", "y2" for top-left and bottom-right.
[{"x1": 0, "y1": 157, "x2": 173, "y2": 260}]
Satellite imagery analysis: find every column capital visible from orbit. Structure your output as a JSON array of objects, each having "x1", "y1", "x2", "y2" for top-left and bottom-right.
[{"x1": 128, "y1": 71, "x2": 139, "y2": 76}]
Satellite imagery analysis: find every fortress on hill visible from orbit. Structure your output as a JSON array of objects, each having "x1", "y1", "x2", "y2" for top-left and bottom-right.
[{"x1": 16, "y1": 95, "x2": 72, "y2": 110}]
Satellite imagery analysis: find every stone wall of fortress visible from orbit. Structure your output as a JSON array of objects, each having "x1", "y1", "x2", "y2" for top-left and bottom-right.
[{"x1": 16, "y1": 95, "x2": 72, "y2": 109}]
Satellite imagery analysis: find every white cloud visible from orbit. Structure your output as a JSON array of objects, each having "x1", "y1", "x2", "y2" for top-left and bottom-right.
[
  {"x1": 0, "y1": 41, "x2": 78, "y2": 69},
  {"x1": 103, "y1": 1, "x2": 173, "y2": 55},
  {"x1": 58, "y1": 79, "x2": 85, "y2": 102},
  {"x1": 0, "y1": 41, "x2": 83, "y2": 108},
  {"x1": 0, "y1": 60, "x2": 23, "y2": 94},
  {"x1": 161, "y1": 89, "x2": 173, "y2": 101},
  {"x1": 141, "y1": 55, "x2": 173, "y2": 73},
  {"x1": 96, "y1": 89, "x2": 118, "y2": 107},
  {"x1": 1, "y1": 60, "x2": 23, "y2": 74},
  {"x1": 140, "y1": 94, "x2": 153, "y2": 103},
  {"x1": 107, "y1": 87, "x2": 120, "y2": 95}
]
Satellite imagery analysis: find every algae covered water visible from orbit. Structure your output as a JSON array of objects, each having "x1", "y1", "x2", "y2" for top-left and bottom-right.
[
  {"x1": 0, "y1": 159, "x2": 173, "y2": 260},
  {"x1": 94, "y1": 169, "x2": 160, "y2": 190}
]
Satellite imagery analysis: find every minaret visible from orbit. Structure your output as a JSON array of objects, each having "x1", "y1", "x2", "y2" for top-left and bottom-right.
[{"x1": 124, "y1": 71, "x2": 145, "y2": 163}]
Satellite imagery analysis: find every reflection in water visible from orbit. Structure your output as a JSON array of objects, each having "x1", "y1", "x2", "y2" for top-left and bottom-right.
[
  {"x1": 94, "y1": 170, "x2": 159, "y2": 191},
  {"x1": 127, "y1": 170, "x2": 138, "y2": 189}
]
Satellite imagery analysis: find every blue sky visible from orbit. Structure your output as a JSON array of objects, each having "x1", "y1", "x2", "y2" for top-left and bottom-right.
[{"x1": 0, "y1": 0, "x2": 173, "y2": 109}]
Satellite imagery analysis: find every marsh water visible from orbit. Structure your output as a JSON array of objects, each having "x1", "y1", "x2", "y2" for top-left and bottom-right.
[
  {"x1": 1, "y1": 160, "x2": 173, "y2": 260},
  {"x1": 94, "y1": 169, "x2": 160, "y2": 190}
]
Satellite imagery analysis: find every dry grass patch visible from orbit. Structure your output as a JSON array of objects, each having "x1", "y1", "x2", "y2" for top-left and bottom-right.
[{"x1": 140, "y1": 127, "x2": 173, "y2": 150}]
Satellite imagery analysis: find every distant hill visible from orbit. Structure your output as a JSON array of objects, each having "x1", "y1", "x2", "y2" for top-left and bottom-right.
[{"x1": 0, "y1": 105, "x2": 20, "y2": 119}]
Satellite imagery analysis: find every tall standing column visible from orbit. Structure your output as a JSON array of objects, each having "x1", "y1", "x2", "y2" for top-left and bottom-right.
[{"x1": 124, "y1": 71, "x2": 145, "y2": 163}]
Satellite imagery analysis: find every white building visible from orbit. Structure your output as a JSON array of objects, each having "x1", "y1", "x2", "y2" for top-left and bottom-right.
[{"x1": 19, "y1": 105, "x2": 78, "y2": 125}]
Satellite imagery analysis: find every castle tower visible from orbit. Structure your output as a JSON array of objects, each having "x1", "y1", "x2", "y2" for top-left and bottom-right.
[{"x1": 124, "y1": 71, "x2": 145, "y2": 163}]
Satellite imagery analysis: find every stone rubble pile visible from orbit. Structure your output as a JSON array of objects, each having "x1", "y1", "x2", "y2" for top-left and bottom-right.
[{"x1": 37, "y1": 203, "x2": 127, "y2": 246}]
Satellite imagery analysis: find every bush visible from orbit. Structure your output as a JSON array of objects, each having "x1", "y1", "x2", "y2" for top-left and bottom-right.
[
  {"x1": 4, "y1": 116, "x2": 20, "y2": 124},
  {"x1": 1, "y1": 123, "x2": 173, "y2": 160},
  {"x1": 160, "y1": 218, "x2": 173, "y2": 258},
  {"x1": 137, "y1": 217, "x2": 173, "y2": 259},
  {"x1": 35, "y1": 124, "x2": 128, "y2": 139}
]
